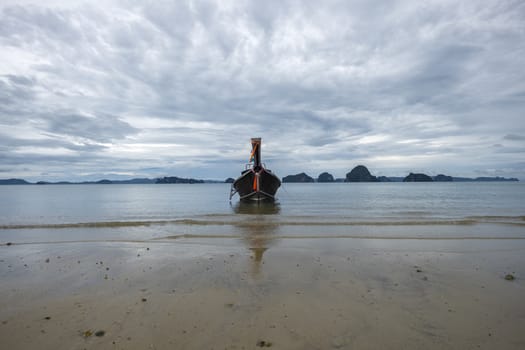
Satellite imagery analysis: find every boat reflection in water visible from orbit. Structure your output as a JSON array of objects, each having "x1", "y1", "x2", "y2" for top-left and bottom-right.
[
  {"x1": 232, "y1": 201, "x2": 281, "y2": 278},
  {"x1": 232, "y1": 200, "x2": 281, "y2": 215}
]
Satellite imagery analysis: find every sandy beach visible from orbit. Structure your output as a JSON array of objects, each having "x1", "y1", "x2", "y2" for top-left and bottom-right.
[{"x1": 1, "y1": 235, "x2": 524, "y2": 350}]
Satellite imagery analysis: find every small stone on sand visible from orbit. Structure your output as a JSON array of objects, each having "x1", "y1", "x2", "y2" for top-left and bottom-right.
[
  {"x1": 505, "y1": 274, "x2": 515, "y2": 281},
  {"x1": 95, "y1": 330, "x2": 105, "y2": 337},
  {"x1": 256, "y1": 340, "x2": 272, "y2": 347}
]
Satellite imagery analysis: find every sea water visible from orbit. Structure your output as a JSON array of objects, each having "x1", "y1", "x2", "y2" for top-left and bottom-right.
[{"x1": 0, "y1": 182, "x2": 524, "y2": 244}]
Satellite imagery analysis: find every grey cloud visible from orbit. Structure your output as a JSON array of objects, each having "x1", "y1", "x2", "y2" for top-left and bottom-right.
[
  {"x1": 4, "y1": 74, "x2": 34, "y2": 86},
  {"x1": 0, "y1": 5, "x2": 81, "y2": 42},
  {"x1": 44, "y1": 112, "x2": 138, "y2": 143},
  {"x1": 0, "y1": 133, "x2": 107, "y2": 153},
  {"x1": 0, "y1": 74, "x2": 36, "y2": 109},
  {"x1": 504, "y1": 134, "x2": 525, "y2": 141},
  {"x1": 494, "y1": 147, "x2": 525, "y2": 154},
  {"x1": 399, "y1": 45, "x2": 482, "y2": 107}
]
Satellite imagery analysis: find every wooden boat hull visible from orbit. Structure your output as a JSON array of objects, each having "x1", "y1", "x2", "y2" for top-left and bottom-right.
[{"x1": 233, "y1": 168, "x2": 281, "y2": 201}]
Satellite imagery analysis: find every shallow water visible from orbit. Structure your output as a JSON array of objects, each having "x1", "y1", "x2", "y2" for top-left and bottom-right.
[{"x1": 0, "y1": 182, "x2": 524, "y2": 244}]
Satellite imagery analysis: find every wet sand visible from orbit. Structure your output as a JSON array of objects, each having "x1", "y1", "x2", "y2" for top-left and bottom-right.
[{"x1": 1, "y1": 237, "x2": 525, "y2": 349}]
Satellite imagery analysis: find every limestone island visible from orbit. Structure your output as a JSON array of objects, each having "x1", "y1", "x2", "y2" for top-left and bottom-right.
[{"x1": 282, "y1": 173, "x2": 315, "y2": 183}]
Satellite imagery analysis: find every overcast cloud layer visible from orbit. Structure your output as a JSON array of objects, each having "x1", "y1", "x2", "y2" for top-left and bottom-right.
[{"x1": 1, "y1": 0, "x2": 524, "y2": 181}]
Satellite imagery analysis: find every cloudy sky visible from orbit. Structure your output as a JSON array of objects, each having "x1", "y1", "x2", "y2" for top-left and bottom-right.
[{"x1": 1, "y1": 0, "x2": 524, "y2": 181}]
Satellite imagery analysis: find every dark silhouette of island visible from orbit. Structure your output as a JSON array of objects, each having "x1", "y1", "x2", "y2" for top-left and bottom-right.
[
  {"x1": 403, "y1": 173, "x2": 433, "y2": 182},
  {"x1": 377, "y1": 177, "x2": 404, "y2": 182},
  {"x1": 0, "y1": 177, "x2": 204, "y2": 185},
  {"x1": 0, "y1": 178, "x2": 31, "y2": 185},
  {"x1": 381, "y1": 174, "x2": 519, "y2": 182},
  {"x1": 34, "y1": 178, "x2": 155, "y2": 185},
  {"x1": 433, "y1": 174, "x2": 453, "y2": 182},
  {"x1": 156, "y1": 176, "x2": 204, "y2": 184},
  {"x1": 317, "y1": 172, "x2": 335, "y2": 183},
  {"x1": 345, "y1": 165, "x2": 379, "y2": 182},
  {"x1": 452, "y1": 176, "x2": 519, "y2": 182},
  {"x1": 377, "y1": 176, "x2": 393, "y2": 182},
  {"x1": 282, "y1": 173, "x2": 314, "y2": 183}
]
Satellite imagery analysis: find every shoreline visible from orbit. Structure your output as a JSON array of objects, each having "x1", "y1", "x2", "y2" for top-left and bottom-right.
[{"x1": 1, "y1": 237, "x2": 524, "y2": 349}]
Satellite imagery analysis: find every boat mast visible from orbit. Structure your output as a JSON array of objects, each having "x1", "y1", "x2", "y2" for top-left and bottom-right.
[{"x1": 251, "y1": 138, "x2": 262, "y2": 169}]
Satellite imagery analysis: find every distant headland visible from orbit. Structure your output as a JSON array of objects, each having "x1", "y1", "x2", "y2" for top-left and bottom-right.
[
  {"x1": 0, "y1": 176, "x2": 213, "y2": 185},
  {"x1": 0, "y1": 165, "x2": 519, "y2": 185}
]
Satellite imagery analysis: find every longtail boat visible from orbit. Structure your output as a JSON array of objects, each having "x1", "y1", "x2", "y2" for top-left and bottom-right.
[{"x1": 230, "y1": 138, "x2": 281, "y2": 201}]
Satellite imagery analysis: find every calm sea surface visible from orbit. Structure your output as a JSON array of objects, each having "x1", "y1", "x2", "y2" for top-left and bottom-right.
[{"x1": 1, "y1": 183, "x2": 524, "y2": 243}]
